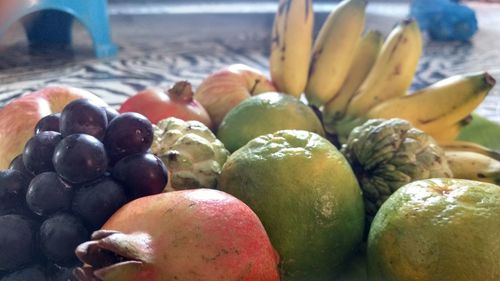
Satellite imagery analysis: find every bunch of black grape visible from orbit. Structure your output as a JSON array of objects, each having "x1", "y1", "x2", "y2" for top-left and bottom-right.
[{"x1": 0, "y1": 99, "x2": 168, "y2": 280}]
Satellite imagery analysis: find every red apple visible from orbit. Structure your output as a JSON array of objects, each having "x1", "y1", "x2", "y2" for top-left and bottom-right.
[
  {"x1": 194, "y1": 64, "x2": 277, "y2": 129},
  {"x1": 0, "y1": 86, "x2": 107, "y2": 169}
]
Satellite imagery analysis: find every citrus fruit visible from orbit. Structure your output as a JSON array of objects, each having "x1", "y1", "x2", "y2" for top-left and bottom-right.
[
  {"x1": 368, "y1": 178, "x2": 500, "y2": 281},
  {"x1": 216, "y1": 92, "x2": 325, "y2": 152},
  {"x1": 219, "y1": 130, "x2": 364, "y2": 280}
]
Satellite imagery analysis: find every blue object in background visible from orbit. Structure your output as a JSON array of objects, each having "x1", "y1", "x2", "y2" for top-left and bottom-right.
[
  {"x1": 0, "y1": 0, "x2": 117, "y2": 58},
  {"x1": 410, "y1": 0, "x2": 478, "y2": 41}
]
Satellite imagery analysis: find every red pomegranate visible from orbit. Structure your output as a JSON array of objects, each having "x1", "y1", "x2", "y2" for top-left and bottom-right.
[{"x1": 75, "y1": 189, "x2": 280, "y2": 281}]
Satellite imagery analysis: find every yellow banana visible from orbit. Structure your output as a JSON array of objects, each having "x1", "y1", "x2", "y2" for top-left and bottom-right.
[
  {"x1": 305, "y1": 0, "x2": 366, "y2": 107},
  {"x1": 427, "y1": 122, "x2": 462, "y2": 143},
  {"x1": 366, "y1": 72, "x2": 496, "y2": 134},
  {"x1": 446, "y1": 151, "x2": 500, "y2": 185},
  {"x1": 441, "y1": 140, "x2": 500, "y2": 161},
  {"x1": 270, "y1": 0, "x2": 314, "y2": 98},
  {"x1": 323, "y1": 30, "x2": 383, "y2": 123},
  {"x1": 345, "y1": 19, "x2": 423, "y2": 116}
]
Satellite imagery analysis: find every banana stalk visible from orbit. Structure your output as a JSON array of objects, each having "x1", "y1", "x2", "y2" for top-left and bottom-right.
[
  {"x1": 446, "y1": 151, "x2": 500, "y2": 185},
  {"x1": 346, "y1": 19, "x2": 423, "y2": 116},
  {"x1": 270, "y1": 0, "x2": 314, "y2": 98},
  {"x1": 305, "y1": 0, "x2": 366, "y2": 107},
  {"x1": 366, "y1": 72, "x2": 496, "y2": 134},
  {"x1": 323, "y1": 30, "x2": 383, "y2": 125}
]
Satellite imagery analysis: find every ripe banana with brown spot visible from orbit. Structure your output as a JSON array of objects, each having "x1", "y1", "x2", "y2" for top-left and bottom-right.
[
  {"x1": 366, "y1": 72, "x2": 496, "y2": 135},
  {"x1": 270, "y1": 0, "x2": 314, "y2": 98},
  {"x1": 441, "y1": 140, "x2": 500, "y2": 161},
  {"x1": 323, "y1": 30, "x2": 383, "y2": 129},
  {"x1": 345, "y1": 19, "x2": 423, "y2": 116},
  {"x1": 305, "y1": 0, "x2": 366, "y2": 107},
  {"x1": 446, "y1": 151, "x2": 500, "y2": 185}
]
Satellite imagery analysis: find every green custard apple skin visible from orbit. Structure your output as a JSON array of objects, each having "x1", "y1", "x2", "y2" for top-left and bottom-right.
[
  {"x1": 341, "y1": 118, "x2": 453, "y2": 222},
  {"x1": 368, "y1": 178, "x2": 500, "y2": 281},
  {"x1": 151, "y1": 117, "x2": 229, "y2": 191},
  {"x1": 216, "y1": 92, "x2": 325, "y2": 152},
  {"x1": 219, "y1": 130, "x2": 365, "y2": 281}
]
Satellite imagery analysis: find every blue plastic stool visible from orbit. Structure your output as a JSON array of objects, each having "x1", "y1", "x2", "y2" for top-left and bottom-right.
[{"x1": 0, "y1": 0, "x2": 117, "y2": 58}]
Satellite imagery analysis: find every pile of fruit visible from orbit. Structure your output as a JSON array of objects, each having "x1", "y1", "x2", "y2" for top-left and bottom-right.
[{"x1": 1, "y1": 0, "x2": 500, "y2": 280}]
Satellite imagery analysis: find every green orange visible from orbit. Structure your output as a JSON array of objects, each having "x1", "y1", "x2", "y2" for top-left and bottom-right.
[
  {"x1": 219, "y1": 130, "x2": 364, "y2": 280},
  {"x1": 216, "y1": 92, "x2": 324, "y2": 152},
  {"x1": 368, "y1": 178, "x2": 500, "y2": 281}
]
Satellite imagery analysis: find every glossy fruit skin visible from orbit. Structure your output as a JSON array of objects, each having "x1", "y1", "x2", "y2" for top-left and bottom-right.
[
  {"x1": 60, "y1": 99, "x2": 108, "y2": 140},
  {"x1": 53, "y1": 134, "x2": 108, "y2": 184},
  {"x1": 39, "y1": 213, "x2": 89, "y2": 266},
  {"x1": 72, "y1": 177, "x2": 127, "y2": 229},
  {"x1": 0, "y1": 170, "x2": 30, "y2": 212},
  {"x1": 25, "y1": 172, "x2": 73, "y2": 217},
  {"x1": 112, "y1": 153, "x2": 167, "y2": 199},
  {"x1": 8, "y1": 155, "x2": 34, "y2": 180},
  {"x1": 0, "y1": 86, "x2": 107, "y2": 170},
  {"x1": 119, "y1": 81, "x2": 213, "y2": 129},
  {"x1": 103, "y1": 112, "x2": 153, "y2": 164},
  {"x1": 103, "y1": 107, "x2": 119, "y2": 123},
  {"x1": 0, "y1": 215, "x2": 38, "y2": 271},
  {"x1": 22, "y1": 131, "x2": 63, "y2": 175},
  {"x1": 76, "y1": 189, "x2": 280, "y2": 281},
  {"x1": 34, "y1": 113, "x2": 60, "y2": 134},
  {"x1": 1, "y1": 265, "x2": 47, "y2": 281}
]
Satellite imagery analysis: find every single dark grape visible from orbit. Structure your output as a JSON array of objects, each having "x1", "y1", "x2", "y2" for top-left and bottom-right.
[
  {"x1": 104, "y1": 112, "x2": 153, "y2": 164},
  {"x1": 72, "y1": 177, "x2": 127, "y2": 230},
  {"x1": 9, "y1": 155, "x2": 34, "y2": 180},
  {"x1": 23, "y1": 131, "x2": 63, "y2": 175},
  {"x1": 112, "y1": 153, "x2": 168, "y2": 199},
  {"x1": 60, "y1": 99, "x2": 107, "y2": 140},
  {"x1": 1, "y1": 265, "x2": 47, "y2": 281},
  {"x1": 39, "y1": 213, "x2": 89, "y2": 266},
  {"x1": 25, "y1": 172, "x2": 73, "y2": 217},
  {"x1": 103, "y1": 107, "x2": 119, "y2": 123},
  {"x1": 0, "y1": 215, "x2": 38, "y2": 271},
  {"x1": 53, "y1": 134, "x2": 108, "y2": 184},
  {"x1": 0, "y1": 170, "x2": 30, "y2": 212},
  {"x1": 34, "y1": 113, "x2": 61, "y2": 134}
]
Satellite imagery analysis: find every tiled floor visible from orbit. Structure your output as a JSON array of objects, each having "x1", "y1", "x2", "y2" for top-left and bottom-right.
[{"x1": 0, "y1": 2, "x2": 499, "y2": 122}]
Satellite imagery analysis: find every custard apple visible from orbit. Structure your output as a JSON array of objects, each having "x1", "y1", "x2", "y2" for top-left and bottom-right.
[
  {"x1": 341, "y1": 118, "x2": 453, "y2": 222},
  {"x1": 151, "y1": 117, "x2": 229, "y2": 191}
]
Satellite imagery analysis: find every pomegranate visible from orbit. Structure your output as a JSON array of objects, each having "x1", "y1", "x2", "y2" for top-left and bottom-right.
[
  {"x1": 119, "y1": 81, "x2": 213, "y2": 129},
  {"x1": 75, "y1": 189, "x2": 280, "y2": 281}
]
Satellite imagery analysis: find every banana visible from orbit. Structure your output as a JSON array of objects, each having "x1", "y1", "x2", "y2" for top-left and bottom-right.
[
  {"x1": 305, "y1": 0, "x2": 366, "y2": 107},
  {"x1": 426, "y1": 116, "x2": 472, "y2": 143},
  {"x1": 441, "y1": 140, "x2": 500, "y2": 161},
  {"x1": 366, "y1": 72, "x2": 496, "y2": 133},
  {"x1": 323, "y1": 30, "x2": 383, "y2": 123},
  {"x1": 446, "y1": 151, "x2": 500, "y2": 185},
  {"x1": 345, "y1": 19, "x2": 423, "y2": 116},
  {"x1": 270, "y1": 0, "x2": 314, "y2": 98}
]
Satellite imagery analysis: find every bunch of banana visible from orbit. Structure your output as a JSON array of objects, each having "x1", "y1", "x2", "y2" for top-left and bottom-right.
[
  {"x1": 323, "y1": 30, "x2": 383, "y2": 122},
  {"x1": 269, "y1": 0, "x2": 314, "y2": 98},
  {"x1": 305, "y1": 0, "x2": 367, "y2": 107},
  {"x1": 268, "y1": 0, "x2": 497, "y2": 156}
]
